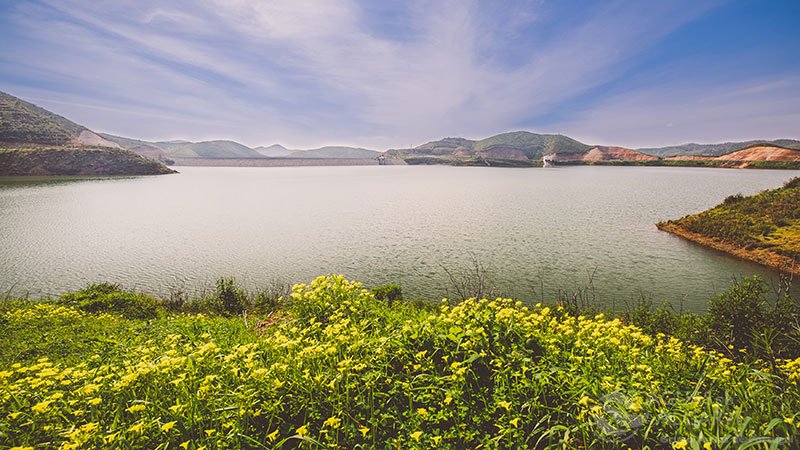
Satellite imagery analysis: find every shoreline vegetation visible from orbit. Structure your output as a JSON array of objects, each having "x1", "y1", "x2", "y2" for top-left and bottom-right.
[
  {"x1": 658, "y1": 177, "x2": 800, "y2": 276},
  {"x1": 1, "y1": 274, "x2": 799, "y2": 449}
]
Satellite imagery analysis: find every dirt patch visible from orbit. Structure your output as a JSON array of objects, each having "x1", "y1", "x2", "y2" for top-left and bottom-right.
[{"x1": 716, "y1": 145, "x2": 800, "y2": 162}]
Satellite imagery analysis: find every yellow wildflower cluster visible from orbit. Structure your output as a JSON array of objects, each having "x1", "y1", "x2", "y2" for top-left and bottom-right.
[{"x1": 0, "y1": 275, "x2": 798, "y2": 449}]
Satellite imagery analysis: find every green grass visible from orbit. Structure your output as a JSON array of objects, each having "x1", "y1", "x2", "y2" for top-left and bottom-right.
[{"x1": 2, "y1": 275, "x2": 799, "y2": 449}]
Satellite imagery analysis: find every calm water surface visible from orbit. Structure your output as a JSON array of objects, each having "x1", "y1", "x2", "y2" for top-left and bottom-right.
[{"x1": 1, "y1": 165, "x2": 797, "y2": 310}]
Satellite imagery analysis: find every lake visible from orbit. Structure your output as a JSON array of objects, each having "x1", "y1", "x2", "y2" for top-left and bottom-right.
[{"x1": 1, "y1": 165, "x2": 797, "y2": 310}]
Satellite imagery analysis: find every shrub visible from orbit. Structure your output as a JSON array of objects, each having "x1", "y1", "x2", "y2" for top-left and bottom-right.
[
  {"x1": 251, "y1": 279, "x2": 291, "y2": 313},
  {"x1": 59, "y1": 282, "x2": 162, "y2": 319},
  {"x1": 783, "y1": 177, "x2": 800, "y2": 189},
  {"x1": 214, "y1": 277, "x2": 246, "y2": 315},
  {"x1": 706, "y1": 276, "x2": 767, "y2": 351},
  {"x1": 371, "y1": 283, "x2": 403, "y2": 304},
  {"x1": 289, "y1": 275, "x2": 374, "y2": 323},
  {"x1": 722, "y1": 193, "x2": 743, "y2": 205}
]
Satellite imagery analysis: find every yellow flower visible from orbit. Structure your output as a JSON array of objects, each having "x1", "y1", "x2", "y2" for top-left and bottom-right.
[
  {"x1": 205, "y1": 429, "x2": 216, "y2": 437},
  {"x1": 785, "y1": 417, "x2": 795, "y2": 425},
  {"x1": 432, "y1": 436, "x2": 442, "y2": 445},
  {"x1": 125, "y1": 404, "x2": 145, "y2": 413},
  {"x1": 323, "y1": 416, "x2": 342, "y2": 429},
  {"x1": 296, "y1": 425, "x2": 308, "y2": 436},
  {"x1": 7, "y1": 412, "x2": 22, "y2": 420},
  {"x1": 80, "y1": 422, "x2": 99, "y2": 434},
  {"x1": 267, "y1": 429, "x2": 280, "y2": 442},
  {"x1": 161, "y1": 421, "x2": 177, "y2": 432},
  {"x1": 10, "y1": 447, "x2": 34, "y2": 450},
  {"x1": 673, "y1": 439, "x2": 688, "y2": 449},
  {"x1": 410, "y1": 431, "x2": 423, "y2": 442},
  {"x1": 578, "y1": 396, "x2": 592, "y2": 406},
  {"x1": 359, "y1": 426, "x2": 369, "y2": 438},
  {"x1": 88, "y1": 397, "x2": 102, "y2": 406},
  {"x1": 703, "y1": 443, "x2": 712, "y2": 450},
  {"x1": 179, "y1": 441, "x2": 190, "y2": 450},
  {"x1": 31, "y1": 399, "x2": 54, "y2": 414},
  {"x1": 128, "y1": 422, "x2": 144, "y2": 434},
  {"x1": 417, "y1": 408, "x2": 428, "y2": 417},
  {"x1": 509, "y1": 418, "x2": 520, "y2": 428},
  {"x1": 497, "y1": 401, "x2": 511, "y2": 411}
]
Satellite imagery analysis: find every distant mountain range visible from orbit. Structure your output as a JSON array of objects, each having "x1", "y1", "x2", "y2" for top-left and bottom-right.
[
  {"x1": 101, "y1": 134, "x2": 382, "y2": 161},
  {"x1": 385, "y1": 131, "x2": 800, "y2": 167},
  {"x1": 2, "y1": 89, "x2": 799, "y2": 174}
]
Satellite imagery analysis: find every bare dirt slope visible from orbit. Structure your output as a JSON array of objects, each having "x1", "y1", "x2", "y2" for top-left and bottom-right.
[{"x1": 715, "y1": 145, "x2": 800, "y2": 161}]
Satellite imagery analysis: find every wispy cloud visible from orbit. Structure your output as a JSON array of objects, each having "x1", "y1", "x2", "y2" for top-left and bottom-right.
[{"x1": 0, "y1": 0, "x2": 796, "y2": 148}]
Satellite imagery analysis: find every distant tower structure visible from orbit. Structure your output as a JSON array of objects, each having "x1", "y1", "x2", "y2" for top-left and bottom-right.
[{"x1": 543, "y1": 154, "x2": 554, "y2": 168}]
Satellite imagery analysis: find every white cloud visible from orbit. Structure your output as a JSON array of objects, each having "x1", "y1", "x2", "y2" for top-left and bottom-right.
[{"x1": 4, "y1": 0, "x2": 776, "y2": 150}]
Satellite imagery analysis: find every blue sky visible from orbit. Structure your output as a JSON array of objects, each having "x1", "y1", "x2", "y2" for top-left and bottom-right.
[{"x1": 0, "y1": 0, "x2": 798, "y2": 149}]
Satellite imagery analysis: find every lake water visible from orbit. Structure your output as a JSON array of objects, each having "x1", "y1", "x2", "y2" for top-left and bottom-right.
[{"x1": 1, "y1": 165, "x2": 797, "y2": 310}]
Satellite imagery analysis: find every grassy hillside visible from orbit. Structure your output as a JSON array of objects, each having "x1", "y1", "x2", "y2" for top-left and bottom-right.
[
  {"x1": 1, "y1": 275, "x2": 798, "y2": 449},
  {"x1": 640, "y1": 140, "x2": 800, "y2": 157},
  {"x1": 658, "y1": 177, "x2": 800, "y2": 274},
  {"x1": 155, "y1": 140, "x2": 264, "y2": 159},
  {"x1": 0, "y1": 147, "x2": 177, "y2": 176},
  {"x1": 289, "y1": 146, "x2": 380, "y2": 159},
  {"x1": 474, "y1": 131, "x2": 591, "y2": 159},
  {"x1": 0, "y1": 91, "x2": 85, "y2": 146}
]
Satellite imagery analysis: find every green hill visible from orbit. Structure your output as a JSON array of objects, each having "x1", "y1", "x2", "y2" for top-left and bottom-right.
[
  {"x1": 155, "y1": 140, "x2": 264, "y2": 159},
  {"x1": 0, "y1": 91, "x2": 86, "y2": 145},
  {"x1": 474, "y1": 131, "x2": 591, "y2": 159},
  {"x1": 639, "y1": 139, "x2": 800, "y2": 157}
]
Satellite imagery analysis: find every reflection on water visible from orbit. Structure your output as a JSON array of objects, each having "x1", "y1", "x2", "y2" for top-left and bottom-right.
[{"x1": 0, "y1": 165, "x2": 797, "y2": 311}]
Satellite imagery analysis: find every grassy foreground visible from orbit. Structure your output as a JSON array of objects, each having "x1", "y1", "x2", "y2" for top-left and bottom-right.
[{"x1": 1, "y1": 276, "x2": 799, "y2": 449}]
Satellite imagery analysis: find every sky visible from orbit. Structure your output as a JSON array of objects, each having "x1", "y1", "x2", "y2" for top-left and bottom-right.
[{"x1": 0, "y1": 0, "x2": 798, "y2": 150}]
